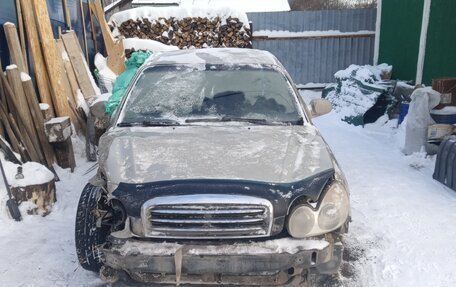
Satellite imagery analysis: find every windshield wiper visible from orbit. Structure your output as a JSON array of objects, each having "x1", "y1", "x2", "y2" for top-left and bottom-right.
[
  {"x1": 118, "y1": 119, "x2": 180, "y2": 127},
  {"x1": 185, "y1": 117, "x2": 283, "y2": 125},
  {"x1": 185, "y1": 117, "x2": 223, "y2": 123},
  {"x1": 221, "y1": 117, "x2": 285, "y2": 126}
]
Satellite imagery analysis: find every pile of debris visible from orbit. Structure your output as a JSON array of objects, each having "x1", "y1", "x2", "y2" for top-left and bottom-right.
[
  {"x1": 115, "y1": 16, "x2": 251, "y2": 49},
  {"x1": 323, "y1": 64, "x2": 400, "y2": 126}
]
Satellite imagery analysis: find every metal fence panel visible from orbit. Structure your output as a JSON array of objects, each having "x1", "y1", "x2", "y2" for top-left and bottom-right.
[{"x1": 248, "y1": 8, "x2": 376, "y2": 85}]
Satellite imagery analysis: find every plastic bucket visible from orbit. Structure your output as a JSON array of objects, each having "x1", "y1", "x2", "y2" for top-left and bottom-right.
[
  {"x1": 398, "y1": 102, "x2": 410, "y2": 125},
  {"x1": 431, "y1": 106, "x2": 456, "y2": 124}
]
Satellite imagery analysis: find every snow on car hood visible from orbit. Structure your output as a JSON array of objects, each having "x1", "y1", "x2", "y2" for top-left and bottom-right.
[{"x1": 99, "y1": 124, "x2": 334, "y2": 186}]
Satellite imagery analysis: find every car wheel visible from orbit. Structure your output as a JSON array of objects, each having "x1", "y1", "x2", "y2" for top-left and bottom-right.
[{"x1": 75, "y1": 183, "x2": 110, "y2": 272}]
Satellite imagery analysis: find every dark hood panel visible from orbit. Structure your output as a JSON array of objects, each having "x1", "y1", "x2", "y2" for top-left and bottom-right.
[{"x1": 113, "y1": 168, "x2": 334, "y2": 218}]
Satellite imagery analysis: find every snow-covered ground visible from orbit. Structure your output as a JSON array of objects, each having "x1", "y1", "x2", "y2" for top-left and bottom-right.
[{"x1": 1, "y1": 92, "x2": 455, "y2": 286}]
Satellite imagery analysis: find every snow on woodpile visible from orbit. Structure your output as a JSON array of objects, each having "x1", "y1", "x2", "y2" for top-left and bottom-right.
[
  {"x1": 184, "y1": 0, "x2": 290, "y2": 13},
  {"x1": 109, "y1": 7, "x2": 252, "y2": 50}
]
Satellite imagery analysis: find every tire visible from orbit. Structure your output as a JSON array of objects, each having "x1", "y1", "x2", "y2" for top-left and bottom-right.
[{"x1": 75, "y1": 183, "x2": 110, "y2": 272}]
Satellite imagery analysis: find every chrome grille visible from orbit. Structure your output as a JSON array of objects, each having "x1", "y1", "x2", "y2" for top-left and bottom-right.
[{"x1": 141, "y1": 194, "x2": 273, "y2": 239}]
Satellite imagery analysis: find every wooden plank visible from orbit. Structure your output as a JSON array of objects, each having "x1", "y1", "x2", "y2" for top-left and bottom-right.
[
  {"x1": 92, "y1": 0, "x2": 125, "y2": 75},
  {"x1": 61, "y1": 31, "x2": 97, "y2": 98},
  {"x1": 56, "y1": 40, "x2": 79, "y2": 107},
  {"x1": 15, "y1": 0, "x2": 28, "y2": 73},
  {"x1": 3, "y1": 23, "x2": 28, "y2": 73},
  {"x1": 19, "y1": 0, "x2": 55, "y2": 117},
  {"x1": 55, "y1": 39, "x2": 83, "y2": 133},
  {"x1": 32, "y1": 0, "x2": 71, "y2": 118},
  {"x1": 22, "y1": 76, "x2": 56, "y2": 167}
]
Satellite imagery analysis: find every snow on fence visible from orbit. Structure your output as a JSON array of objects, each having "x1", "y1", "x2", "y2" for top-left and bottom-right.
[{"x1": 248, "y1": 8, "x2": 377, "y2": 85}]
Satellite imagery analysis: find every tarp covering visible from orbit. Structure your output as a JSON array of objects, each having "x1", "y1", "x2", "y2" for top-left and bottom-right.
[
  {"x1": 105, "y1": 51, "x2": 151, "y2": 115},
  {"x1": 322, "y1": 64, "x2": 394, "y2": 126}
]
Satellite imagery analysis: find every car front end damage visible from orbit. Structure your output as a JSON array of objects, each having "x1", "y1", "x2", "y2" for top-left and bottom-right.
[
  {"x1": 101, "y1": 233, "x2": 344, "y2": 286},
  {"x1": 95, "y1": 169, "x2": 350, "y2": 285}
]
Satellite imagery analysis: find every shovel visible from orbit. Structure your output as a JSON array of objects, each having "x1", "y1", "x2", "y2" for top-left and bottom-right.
[{"x1": 0, "y1": 159, "x2": 21, "y2": 221}]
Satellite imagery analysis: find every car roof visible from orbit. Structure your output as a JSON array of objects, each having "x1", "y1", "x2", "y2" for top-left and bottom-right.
[{"x1": 144, "y1": 48, "x2": 282, "y2": 67}]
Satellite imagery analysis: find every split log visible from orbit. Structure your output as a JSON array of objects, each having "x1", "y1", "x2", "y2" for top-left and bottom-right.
[
  {"x1": 3, "y1": 23, "x2": 28, "y2": 73},
  {"x1": 32, "y1": 0, "x2": 71, "y2": 118},
  {"x1": 116, "y1": 16, "x2": 252, "y2": 51},
  {"x1": 11, "y1": 179, "x2": 56, "y2": 215},
  {"x1": 19, "y1": 0, "x2": 55, "y2": 117}
]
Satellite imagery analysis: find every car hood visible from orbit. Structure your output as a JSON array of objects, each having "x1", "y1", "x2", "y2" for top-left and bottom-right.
[{"x1": 99, "y1": 124, "x2": 334, "y2": 186}]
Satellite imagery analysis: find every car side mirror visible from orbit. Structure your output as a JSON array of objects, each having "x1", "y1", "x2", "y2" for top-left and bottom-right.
[{"x1": 310, "y1": 99, "x2": 332, "y2": 117}]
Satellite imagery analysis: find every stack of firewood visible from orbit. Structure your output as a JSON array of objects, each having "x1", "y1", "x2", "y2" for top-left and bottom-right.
[{"x1": 115, "y1": 16, "x2": 252, "y2": 49}]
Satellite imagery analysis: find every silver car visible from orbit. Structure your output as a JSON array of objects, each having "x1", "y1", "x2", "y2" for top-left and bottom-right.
[{"x1": 75, "y1": 48, "x2": 350, "y2": 286}]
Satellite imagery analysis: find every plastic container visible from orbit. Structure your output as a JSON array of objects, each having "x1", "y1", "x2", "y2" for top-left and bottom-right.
[
  {"x1": 431, "y1": 106, "x2": 456, "y2": 124},
  {"x1": 398, "y1": 102, "x2": 410, "y2": 125}
]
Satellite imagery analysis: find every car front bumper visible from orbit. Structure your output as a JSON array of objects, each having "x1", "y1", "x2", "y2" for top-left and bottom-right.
[{"x1": 101, "y1": 235, "x2": 343, "y2": 285}]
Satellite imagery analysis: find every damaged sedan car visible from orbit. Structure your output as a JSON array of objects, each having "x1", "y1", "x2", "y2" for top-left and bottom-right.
[{"x1": 75, "y1": 48, "x2": 350, "y2": 286}]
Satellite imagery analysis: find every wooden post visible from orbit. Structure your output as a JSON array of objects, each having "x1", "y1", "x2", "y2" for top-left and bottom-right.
[
  {"x1": 5, "y1": 66, "x2": 42, "y2": 152},
  {"x1": 78, "y1": 0, "x2": 89, "y2": 62},
  {"x1": 1, "y1": 67, "x2": 43, "y2": 163},
  {"x1": 45, "y1": 117, "x2": 75, "y2": 171},
  {"x1": 15, "y1": 0, "x2": 28, "y2": 73},
  {"x1": 32, "y1": 0, "x2": 71, "y2": 118},
  {"x1": 9, "y1": 113, "x2": 38, "y2": 162},
  {"x1": 0, "y1": 103, "x2": 23, "y2": 158},
  {"x1": 22, "y1": 76, "x2": 56, "y2": 167},
  {"x1": 40, "y1": 103, "x2": 52, "y2": 121},
  {"x1": 88, "y1": 3, "x2": 99, "y2": 54},
  {"x1": 19, "y1": 0, "x2": 55, "y2": 117},
  {"x1": 3, "y1": 23, "x2": 28, "y2": 73},
  {"x1": 62, "y1": 0, "x2": 72, "y2": 30}
]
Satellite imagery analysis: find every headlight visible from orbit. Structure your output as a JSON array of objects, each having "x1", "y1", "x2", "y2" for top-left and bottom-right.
[
  {"x1": 287, "y1": 180, "x2": 350, "y2": 238},
  {"x1": 287, "y1": 205, "x2": 315, "y2": 238},
  {"x1": 318, "y1": 181, "x2": 350, "y2": 230}
]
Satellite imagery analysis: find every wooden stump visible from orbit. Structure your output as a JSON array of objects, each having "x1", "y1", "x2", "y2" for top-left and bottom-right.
[
  {"x1": 45, "y1": 117, "x2": 76, "y2": 171},
  {"x1": 11, "y1": 180, "x2": 56, "y2": 216}
]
